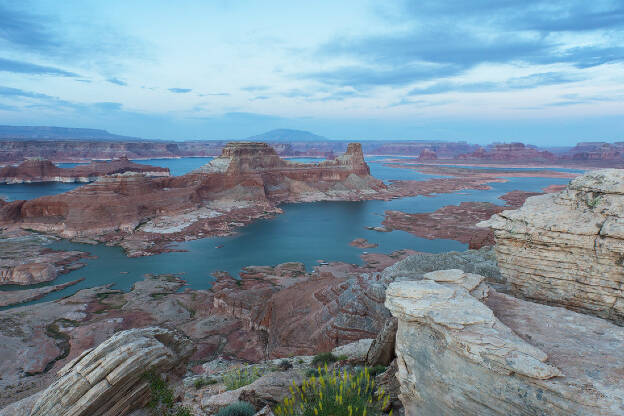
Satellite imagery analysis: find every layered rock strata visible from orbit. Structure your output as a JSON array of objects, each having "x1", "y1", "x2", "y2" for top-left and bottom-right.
[
  {"x1": 0, "y1": 142, "x2": 384, "y2": 255},
  {"x1": 14, "y1": 327, "x2": 193, "y2": 416},
  {"x1": 0, "y1": 157, "x2": 169, "y2": 184},
  {"x1": 386, "y1": 270, "x2": 624, "y2": 415},
  {"x1": 479, "y1": 169, "x2": 624, "y2": 324}
]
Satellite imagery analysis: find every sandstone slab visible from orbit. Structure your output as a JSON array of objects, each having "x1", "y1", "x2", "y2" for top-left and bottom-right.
[{"x1": 386, "y1": 271, "x2": 624, "y2": 415}]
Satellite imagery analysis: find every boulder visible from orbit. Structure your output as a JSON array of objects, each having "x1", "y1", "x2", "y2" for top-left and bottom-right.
[
  {"x1": 365, "y1": 317, "x2": 397, "y2": 366},
  {"x1": 386, "y1": 270, "x2": 624, "y2": 415},
  {"x1": 27, "y1": 327, "x2": 194, "y2": 416},
  {"x1": 331, "y1": 338, "x2": 374, "y2": 361},
  {"x1": 202, "y1": 370, "x2": 304, "y2": 412},
  {"x1": 479, "y1": 169, "x2": 624, "y2": 324}
]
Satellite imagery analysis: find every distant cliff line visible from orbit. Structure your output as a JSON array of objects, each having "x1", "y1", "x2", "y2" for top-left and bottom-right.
[{"x1": 1, "y1": 138, "x2": 623, "y2": 166}]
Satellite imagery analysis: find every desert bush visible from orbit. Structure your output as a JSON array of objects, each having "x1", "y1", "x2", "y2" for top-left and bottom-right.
[
  {"x1": 215, "y1": 401, "x2": 256, "y2": 416},
  {"x1": 144, "y1": 370, "x2": 194, "y2": 416},
  {"x1": 223, "y1": 367, "x2": 262, "y2": 391},
  {"x1": 275, "y1": 365, "x2": 390, "y2": 416},
  {"x1": 311, "y1": 352, "x2": 339, "y2": 366},
  {"x1": 368, "y1": 365, "x2": 387, "y2": 377},
  {"x1": 279, "y1": 359, "x2": 293, "y2": 370},
  {"x1": 194, "y1": 377, "x2": 218, "y2": 390}
]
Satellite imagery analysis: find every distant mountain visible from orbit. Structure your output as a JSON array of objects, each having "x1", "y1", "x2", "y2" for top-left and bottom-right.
[
  {"x1": 246, "y1": 129, "x2": 329, "y2": 142},
  {"x1": 0, "y1": 125, "x2": 143, "y2": 141}
]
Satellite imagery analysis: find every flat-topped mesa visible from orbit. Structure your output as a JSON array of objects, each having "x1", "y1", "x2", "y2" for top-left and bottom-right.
[
  {"x1": 0, "y1": 157, "x2": 169, "y2": 184},
  {"x1": 479, "y1": 168, "x2": 624, "y2": 324},
  {"x1": 195, "y1": 142, "x2": 286, "y2": 175}
]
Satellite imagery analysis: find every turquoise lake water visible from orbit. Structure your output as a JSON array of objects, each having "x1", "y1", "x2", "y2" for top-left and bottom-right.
[{"x1": 0, "y1": 157, "x2": 573, "y2": 306}]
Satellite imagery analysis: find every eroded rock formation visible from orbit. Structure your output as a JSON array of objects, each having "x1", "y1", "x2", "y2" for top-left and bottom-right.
[
  {"x1": 0, "y1": 230, "x2": 88, "y2": 285},
  {"x1": 0, "y1": 157, "x2": 169, "y2": 183},
  {"x1": 7, "y1": 327, "x2": 193, "y2": 416},
  {"x1": 0, "y1": 142, "x2": 385, "y2": 255},
  {"x1": 386, "y1": 270, "x2": 624, "y2": 415},
  {"x1": 479, "y1": 169, "x2": 624, "y2": 324}
]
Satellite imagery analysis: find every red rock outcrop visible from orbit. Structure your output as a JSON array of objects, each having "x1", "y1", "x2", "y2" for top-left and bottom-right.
[
  {"x1": 382, "y1": 191, "x2": 543, "y2": 249},
  {"x1": 0, "y1": 157, "x2": 169, "y2": 183},
  {"x1": 417, "y1": 148, "x2": 437, "y2": 160},
  {"x1": 0, "y1": 142, "x2": 385, "y2": 255}
]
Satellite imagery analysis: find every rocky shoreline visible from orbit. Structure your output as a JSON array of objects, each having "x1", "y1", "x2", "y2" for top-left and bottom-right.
[{"x1": 381, "y1": 190, "x2": 544, "y2": 249}]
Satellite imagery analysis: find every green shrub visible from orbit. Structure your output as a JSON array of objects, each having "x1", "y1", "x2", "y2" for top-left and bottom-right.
[
  {"x1": 311, "y1": 352, "x2": 339, "y2": 366},
  {"x1": 279, "y1": 359, "x2": 293, "y2": 370},
  {"x1": 145, "y1": 370, "x2": 174, "y2": 408},
  {"x1": 368, "y1": 365, "x2": 387, "y2": 377},
  {"x1": 194, "y1": 377, "x2": 218, "y2": 390},
  {"x1": 223, "y1": 367, "x2": 262, "y2": 391},
  {"x1": 275, "y1": 366, "x2": 389, "y2": 416},
  {"x1": 144, "y1": 370, "x2": 194, "y2": 416},
  {"x1": 215, "y1": 401, "x2": 256, "y2": 416}
]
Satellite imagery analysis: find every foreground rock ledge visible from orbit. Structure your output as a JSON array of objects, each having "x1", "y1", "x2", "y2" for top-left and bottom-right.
[
  {"x1": 385, "y1": 270, "x2": 624, "y2": 415},
  {"x1": 479, "y1": 168, "x2": 624, "y2": 324},
  {"x1": 3, "y1": 327, "x2": 194, "y2": 416}
]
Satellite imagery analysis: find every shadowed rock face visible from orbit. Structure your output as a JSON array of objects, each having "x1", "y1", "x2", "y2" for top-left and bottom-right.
[
  {"x1": 479, "y1": 169, "x2": 624, "y2": 325},
  {"x1": 386, "y1": 270, "x2": 624, "y2": 416}
]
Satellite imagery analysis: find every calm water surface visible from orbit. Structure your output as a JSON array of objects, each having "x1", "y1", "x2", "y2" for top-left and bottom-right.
[{"x1": 0, "y1": 157, "x2": 573, "y2": 306}]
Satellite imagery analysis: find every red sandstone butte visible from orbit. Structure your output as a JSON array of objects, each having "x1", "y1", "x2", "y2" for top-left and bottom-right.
[
  {"x1": 0, "y1": 142, "x2": 385, "y2": 255},
  {"x1": 0, "y1": 157, "x2": 169, "y2": 184}
]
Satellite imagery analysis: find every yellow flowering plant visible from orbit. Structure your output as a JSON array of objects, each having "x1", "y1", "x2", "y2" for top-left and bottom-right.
[{"x1": 274, "y1": 366, "x2": 390, "y2": 416}]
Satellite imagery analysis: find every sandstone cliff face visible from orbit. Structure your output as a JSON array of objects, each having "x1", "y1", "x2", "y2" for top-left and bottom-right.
[
  {"x1": 0, "y1": 157, "x2": 169, "y2": 184},
  {"x1": 386, "y1": 270, "x2": 624, "y2": 416},
  {"x1": 24, "y1": 327, "x2": 193, "y2": 416},
  {"x1": 479, "y1": 169, "x2": 624, "y2": 324}
]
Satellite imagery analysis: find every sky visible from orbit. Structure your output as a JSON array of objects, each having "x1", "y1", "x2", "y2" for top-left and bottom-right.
[{"x1": 0, "y1": 0, "x2": 623, "y2": 145}]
